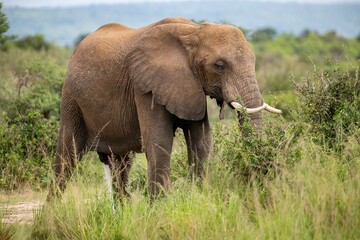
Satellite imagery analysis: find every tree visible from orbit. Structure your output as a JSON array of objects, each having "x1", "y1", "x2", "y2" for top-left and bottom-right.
[
  {"x1": 0, "y1": 2, "x2": 10, "y2": 50},
  {"x1": 250, "y1": 27, "x2": 277, "y2": 42},
  {"x1": 15, "y1": 34, "x2": 50, "y2": 51},
  {"x1": 300, "y1": 29, "x2": 311, "y2": 38}
]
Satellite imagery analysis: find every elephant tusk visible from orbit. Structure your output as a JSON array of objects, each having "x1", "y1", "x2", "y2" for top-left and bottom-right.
[
  {"x1": 265, "y1": 104, "x2": 282, "y2": 114},
  {"x1": 230, "y1": 102, "x2": 282, "y2": 114},
  {"x1": 231, "y1": 102, "x2": 267, "y2": 114}
]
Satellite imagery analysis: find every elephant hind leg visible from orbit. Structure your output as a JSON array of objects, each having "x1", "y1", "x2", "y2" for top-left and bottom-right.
[
  {"x1": 98, "y1": 152, "x2": 133, "y2": 200},
  {"x1": 47, "y1": 99, "x2": 87, "y2": 201}
]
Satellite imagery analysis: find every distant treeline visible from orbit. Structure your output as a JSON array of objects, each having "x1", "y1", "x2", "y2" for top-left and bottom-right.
[
  {"x1": 4, "y1": 1, "x2": 360, "y2": 46},
  {"x1": 3, "y1": 25, "x2": 360, "y2": 52}
]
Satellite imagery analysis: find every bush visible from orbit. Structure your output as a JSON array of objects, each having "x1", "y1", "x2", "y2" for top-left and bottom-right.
[
  {"x1": 250, "y1": 27, "x2": 277, "y2": 42},
  {"x1": 0, "y1": 3, "x2": 9, "y2": 51},
  {"x1": 294, "y1": 65, "x2": 360, "y2": 151},
  {"x1": 0, "y1": 109, "x2": 58, "y2": 190},
  {"x1": 211, "y1": 117, "x2": 303, "y2": 184},
  {"x1": 14, "y1": 34, "x2": 51, "y2": 51},
  {"x1": 12, "y1": 58, "x2": 64, "y2": 120},
  {"x1": 0, "y1": 58, "x2": 64, "y2": 190}
]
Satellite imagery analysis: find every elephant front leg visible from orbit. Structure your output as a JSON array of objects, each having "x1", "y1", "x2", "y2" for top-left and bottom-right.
[
  {"x1": 142, "y1": 117, "x2": 174, "y2": 197},
  {"x1": 145, "y1": 137, "x2": 173, "y2": 198},
  {"x1": 183, "y1": 114, "x2": 212, "y2": 180},
  {"x1": 135, "y1": 93, "x2": 175, "y2": 198}
]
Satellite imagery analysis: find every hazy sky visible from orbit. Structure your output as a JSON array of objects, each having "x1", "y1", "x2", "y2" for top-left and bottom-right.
[{"x1": 4, "y1": 0, "x2": 360, "y2": 8}]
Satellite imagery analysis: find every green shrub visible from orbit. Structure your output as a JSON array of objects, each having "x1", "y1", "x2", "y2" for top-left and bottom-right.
[
  {"x1": 12, "y1": 58, "x2": 64, "y2": 120},
  {"x1": 211, "y1": 117, "x2": 303, "y2": 184},
  {"x1": 250, "y1": 27, "x2": 277, "y2": 42},
  {"x1": 0, "y1": 3, "x2": 9, "y2": 51},
  {"x1": 294, "y1": 65, "x2": 360, "y2": 151},
  {"x1": 0, "y1": 58, "x2": 64, "y2": 190},
  {"x1": 0, "y1": 109, "x2": 58, "y2": 190},
  {"x1": 14, "y1": 34, "x2": 51, "y2": 51}
]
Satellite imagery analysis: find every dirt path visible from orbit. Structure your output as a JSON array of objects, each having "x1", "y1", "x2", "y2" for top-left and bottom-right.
[{"x1": 1, "y1": 201, "x2": 43, "y2": 224}]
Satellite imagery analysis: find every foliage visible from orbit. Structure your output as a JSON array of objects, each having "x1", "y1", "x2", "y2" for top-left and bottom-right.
[
  {"x1": 211, "y1": 117, "x2": 302, "y2": 184},
  {"x1": 0, "y1": 3, "x2": 9, "y2": 51},
  {"x1": 13, "y1": 58, "x2": 64, "y2": 120},
  {"x1": 250, "y1": 27, "x2": 277, "y2": 42},
  {"x1": 253, "y1": 30, "x2": 360, "y2": 93},
  {"x1": 0, "y1": 55, "x2": 65, "y2": 190},
  {"x1": 14, "y1": 34, "x2": 51, "y2": 51},
  {"x1": 0, "y1": 109, "x2": 58, "y2": 190},
  {"x1": 294, "y1": 66, "x2": 360, "y2": 151},
  {"x1": 0, "y1": 3, "x2": 8, "y2": 34}
]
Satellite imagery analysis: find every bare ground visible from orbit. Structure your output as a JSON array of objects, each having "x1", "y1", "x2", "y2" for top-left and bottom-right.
[{"x1": 1, "y1": 201, "x2": 43, "y2": 224}]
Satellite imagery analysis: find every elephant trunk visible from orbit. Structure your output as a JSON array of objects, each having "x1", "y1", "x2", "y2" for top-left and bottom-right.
[
  {"x1": 222, "y1": 72, "x2": 281, "y2": 131},
  {"x1": 237, "y1": 75, "x2": 263, "y2": 130}
]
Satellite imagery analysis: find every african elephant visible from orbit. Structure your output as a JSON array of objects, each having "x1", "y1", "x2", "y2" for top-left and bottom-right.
[{"x1": 47, "y1": 18, "x2": 281, "y2": 200}]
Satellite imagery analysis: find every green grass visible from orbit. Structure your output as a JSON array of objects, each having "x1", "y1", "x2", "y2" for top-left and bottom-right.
[{"x1": 1, "y1": 118, "x2": 359, "y2": 239}]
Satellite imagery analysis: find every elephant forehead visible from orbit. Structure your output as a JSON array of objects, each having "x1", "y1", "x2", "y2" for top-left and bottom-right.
[
  {"x1": 203, "y1": 25, "x2": 245, "y2": 42},
  {"x1": 201, "y1": 27, "x2": 250, "y2": 54},
  {"x1": 201, "y1": 39, "x2": 253, "y2": 62}
]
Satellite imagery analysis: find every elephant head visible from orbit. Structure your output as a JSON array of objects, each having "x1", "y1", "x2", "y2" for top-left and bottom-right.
[{"x1": 127, "y1": 20, "x2": 281, "y2": 128}]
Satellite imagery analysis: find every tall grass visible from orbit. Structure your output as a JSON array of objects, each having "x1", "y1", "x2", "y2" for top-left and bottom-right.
[
  {"x1": 26, "y1": 65, "x2": 360, "y2": 239},
  {"x1": 18, "y1": 114, "x2": 358, "y2": 239}
]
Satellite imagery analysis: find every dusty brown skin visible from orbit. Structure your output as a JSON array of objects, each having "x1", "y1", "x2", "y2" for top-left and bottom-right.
[{"x1": 48, "y1": 18, "x2": 263, "y2": 199}]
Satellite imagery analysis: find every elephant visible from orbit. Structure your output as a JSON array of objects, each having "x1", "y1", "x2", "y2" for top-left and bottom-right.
[{"x1": 47, "y1": 18, "x2": 281, "y2": 200}]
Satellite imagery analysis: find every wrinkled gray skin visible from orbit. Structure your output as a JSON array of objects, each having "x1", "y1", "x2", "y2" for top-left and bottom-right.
[{"x1": 47, "y1": 18, "x2": 263, "y2": 200}]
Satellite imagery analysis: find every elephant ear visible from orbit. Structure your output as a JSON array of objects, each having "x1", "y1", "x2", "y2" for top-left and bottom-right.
[{"x1": 127, "y1": 23, "x2": 206, "y2": 121}]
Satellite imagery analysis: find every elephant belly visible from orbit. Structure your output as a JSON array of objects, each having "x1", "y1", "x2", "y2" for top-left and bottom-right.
[
  {"x1": 93, "y1": 133, "x2": 142, "y2": 155},
  {"x1": 80, "y1": 103, "x2": 143, "y2": 155}
]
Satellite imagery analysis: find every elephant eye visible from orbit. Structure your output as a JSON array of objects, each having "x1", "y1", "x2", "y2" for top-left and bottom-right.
[{"x1": 213, "y1": 60, "x2": 226, "y2": 72}]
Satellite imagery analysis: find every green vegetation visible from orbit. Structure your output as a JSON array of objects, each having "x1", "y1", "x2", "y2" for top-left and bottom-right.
[
  {"x1": 0, "y1": 40, "x2": 70, "y2": 190},
  {"x1": 254, "y1": 30, "x2": 360, "y2": 93},
  {"x1": 294, "y1": 66, "x2": 360, "y2": 151},
  {"x1": 0, "y1": 3, "x2": 9, "y2": 51},
  {"x1": 14, "y1": 34, "x2": 51, "y2": 52},
  {"x1": 250, "y1": 27, "x2": 277, "y2": 42},
  {"x1": 1, "y1": 16, "x2": 360, "y2": 239}
]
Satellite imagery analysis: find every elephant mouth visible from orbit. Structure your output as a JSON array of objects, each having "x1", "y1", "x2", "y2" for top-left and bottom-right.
[
  {"x1": 215, "y1": 98, "x2": 223, "y2": 107},
  {"x1": 213, "y1": 98, "x2": 236, "y2": 120},
  {"x1": 209, "y1": 96, "x2": 226, "y2": 119}
]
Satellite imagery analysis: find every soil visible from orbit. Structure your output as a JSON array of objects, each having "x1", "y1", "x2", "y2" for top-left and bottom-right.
[{"x1": 1, "y1": 201, "x2": 42, "y2": 224}]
